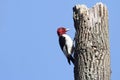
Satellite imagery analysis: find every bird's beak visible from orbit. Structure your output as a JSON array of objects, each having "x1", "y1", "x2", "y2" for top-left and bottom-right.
[{"x1": 66, "y1": 28, "x2": 70, "y2": 31}]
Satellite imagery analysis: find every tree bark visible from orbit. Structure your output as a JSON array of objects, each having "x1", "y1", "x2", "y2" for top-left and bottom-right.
[{"x1": 73, "y1": 2, "x2": 111, "y2": 80}]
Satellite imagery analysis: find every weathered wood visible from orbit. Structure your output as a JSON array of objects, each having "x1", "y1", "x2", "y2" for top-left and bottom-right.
[{"x1": 73, "y1": 2, "x2": 111, "y2": 80}]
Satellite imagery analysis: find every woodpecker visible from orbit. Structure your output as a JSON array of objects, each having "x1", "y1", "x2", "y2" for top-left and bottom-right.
[{"x1": 57, "y1": 27, "x2": 74, "y2": 65}]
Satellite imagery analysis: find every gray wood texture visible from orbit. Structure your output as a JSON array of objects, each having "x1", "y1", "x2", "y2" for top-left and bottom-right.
[{"x1": 73, "y1": 2, "x2": 111, "y2": 80}]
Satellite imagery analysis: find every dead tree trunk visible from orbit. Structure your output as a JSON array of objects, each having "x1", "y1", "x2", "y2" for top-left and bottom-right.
[{"x1": 73, "y1": 2, "x2": 111, "y2": 80}]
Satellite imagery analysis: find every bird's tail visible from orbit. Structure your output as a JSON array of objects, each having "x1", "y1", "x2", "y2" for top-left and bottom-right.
[{"x1": 67, "y1": 55, "x2": 75, "y2": 65}]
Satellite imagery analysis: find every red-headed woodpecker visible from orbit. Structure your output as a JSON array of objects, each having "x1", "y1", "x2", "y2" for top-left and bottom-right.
[{"x1": 57, "y1": 27, "x2": 74, "y2": 65}]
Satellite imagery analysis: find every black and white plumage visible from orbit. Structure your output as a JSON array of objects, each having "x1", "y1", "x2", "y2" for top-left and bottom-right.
[{"x1": 57, "y1": 27, "x2": 74, "y2": 65}]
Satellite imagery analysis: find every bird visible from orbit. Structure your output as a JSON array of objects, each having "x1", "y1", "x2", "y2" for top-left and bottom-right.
[{"x1": 57, "y1": 27, "x2": 74, "y2": 65}]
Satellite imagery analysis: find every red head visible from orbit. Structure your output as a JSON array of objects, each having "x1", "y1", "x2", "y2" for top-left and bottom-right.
[{"x1": 57, "y1": 27, "x2": 69, "y2": 36}]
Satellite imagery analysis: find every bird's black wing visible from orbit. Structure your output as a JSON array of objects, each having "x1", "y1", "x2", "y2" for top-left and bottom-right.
[{"x1": 59, "y1": 36, "x2": 66, "y2": 51}]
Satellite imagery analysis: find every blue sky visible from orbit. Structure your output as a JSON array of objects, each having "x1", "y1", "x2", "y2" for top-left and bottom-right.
[{"x1": 0, "y1": 0, "x2": 119, "y2": 80}]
